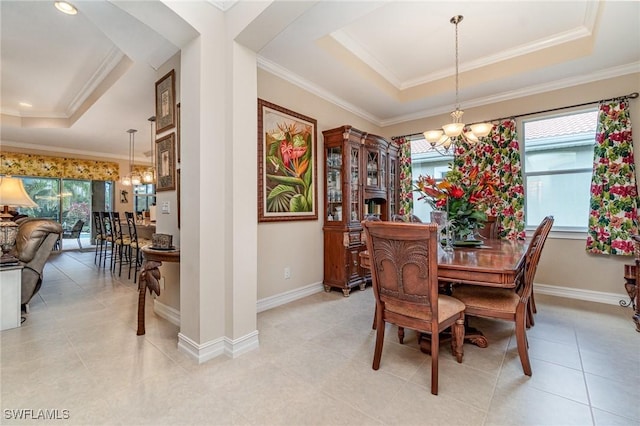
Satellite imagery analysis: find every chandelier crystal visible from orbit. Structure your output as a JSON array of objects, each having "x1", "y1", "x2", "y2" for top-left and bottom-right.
[{"x1": 423, "y1": 15, "x2": 493, "y2": 154}]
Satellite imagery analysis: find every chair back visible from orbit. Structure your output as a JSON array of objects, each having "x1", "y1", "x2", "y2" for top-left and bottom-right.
[
  {"x1": 67, "y1": 219, "x2": 84, "y2": 237},
  {"x1": 520, "y1": 216, "x2": 554, "y2": 301},
  {"x1": 391, "y1": 214, "x2": 423, "y2": 223},
  {"x1": 125, "y1": 211, "x2": 138, "y2": 242},
  {"x1": 362, "y1": 221, "x2": 440, "y2": 330},
  {"x1": 109, "y1": 211, "x2": 123, "y2": 240},
  {"x1": 477, "y1": 215, "x2": 499, "y2": 240},
  {"x1": 99, "y1": 212, "x2": 113, "y2": 241},
  {"x1": 92, "y1": 212, "x2": 103, "y2": 238}
]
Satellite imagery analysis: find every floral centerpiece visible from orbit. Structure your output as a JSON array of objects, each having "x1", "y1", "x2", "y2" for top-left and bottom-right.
[{"x1": 415, "y1": 166, "x2": 497, "y2": 240}]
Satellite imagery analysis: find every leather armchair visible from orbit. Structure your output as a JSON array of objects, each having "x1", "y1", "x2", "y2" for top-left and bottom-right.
[{"x1": 10, "y1": 219, "x2": 62, "y2": 307}]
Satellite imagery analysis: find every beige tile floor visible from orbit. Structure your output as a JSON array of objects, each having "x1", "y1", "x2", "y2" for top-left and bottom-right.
[{"x1": 1, "y1": 250, "x2": 639, "y2": 425}]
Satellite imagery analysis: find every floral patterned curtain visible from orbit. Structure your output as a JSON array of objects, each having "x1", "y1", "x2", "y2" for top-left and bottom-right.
[
  {"x1": 586, "y1": 99, "x2": 637, "y2": 255},
  {"x1": 396, "y1": 136, "x2": 413, "y2": 216},
  {"x1": 453, "y1": 119, "x2": 526, "y2": 240}
]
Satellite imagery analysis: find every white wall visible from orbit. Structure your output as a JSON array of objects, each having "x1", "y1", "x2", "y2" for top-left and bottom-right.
[
  {"x1": 153, "y1": 52, "x2": 182, "y2": 313},
  {"x1": 256, "y1": 68, "x2": 383, "y2": 300}
]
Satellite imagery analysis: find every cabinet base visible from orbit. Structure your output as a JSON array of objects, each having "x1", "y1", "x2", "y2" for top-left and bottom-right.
[{"x1": 323, "y1": 282, "x2": 367, "y2": 297}]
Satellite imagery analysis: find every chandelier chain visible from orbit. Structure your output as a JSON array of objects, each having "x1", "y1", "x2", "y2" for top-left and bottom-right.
[{"x1": 454, "y1": 17, "x2": 460, "y2": 110}]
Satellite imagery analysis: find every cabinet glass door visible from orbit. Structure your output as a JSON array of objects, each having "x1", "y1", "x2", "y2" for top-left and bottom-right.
[
  {"x1": 380, "y1": 152, "x2": 387, "y2": 191},
  {"x1": 326, "y1": 146, "x2": 342, "y2": 221},
  {"x1": 389, "y1": 157, "x2": 397, "y2": 216},
  {"x1": 366, "y1": 150, "x2": 379, "y2": 187},
  {"x1": 350, "y1": 146, "x2": 360, "y2": 223}
]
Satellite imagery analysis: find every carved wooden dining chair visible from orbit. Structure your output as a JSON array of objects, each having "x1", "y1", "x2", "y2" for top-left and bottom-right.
[
  {"x1": 524, "y1": 216, "x2": 554, "y2": 327},
  {"x1": 476, "y1": 215, "x2": 499, "y2": 240},
  {"x1": 362, "y1": 221, "x2": 466, "y2": 395},
  {"x1": 451, "y1": 215, "x2": 554, "y2": 376},
  {"x1": 391, "y1": 214, "x2": 422, "y2": 223}
]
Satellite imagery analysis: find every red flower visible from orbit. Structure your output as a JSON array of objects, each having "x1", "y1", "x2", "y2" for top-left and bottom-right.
[{"x1": 449, "y1": 186, "x2": 464, "y2": 198}]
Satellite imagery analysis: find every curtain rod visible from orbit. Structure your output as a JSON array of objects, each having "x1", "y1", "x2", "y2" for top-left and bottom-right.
[{"x1": 392, "y1": 91, "x2": 639, "y2": 141}]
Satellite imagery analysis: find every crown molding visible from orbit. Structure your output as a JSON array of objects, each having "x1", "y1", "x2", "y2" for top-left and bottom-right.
[
  {"x1": 0, "y1": 140, "x2": 130, "y2": 162},
  {"x1": 207, "y1": 1, "x2": 237, "y2": 12},
  {"x1": 381, "y1": 61, "x2": 640, "y2": 127},
  {"x1": 66, "y1": 47, "x2": 126, "y2": 117},
  {"x1": 257, "y1": 55, "x2": 382, "y2": 125},
  {"x1": 332, "y1": 2, "x2": 601, "y2": 92}
]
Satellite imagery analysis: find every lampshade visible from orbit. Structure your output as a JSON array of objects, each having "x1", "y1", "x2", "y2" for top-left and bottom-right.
[
  {"x1": 0, "y1": 176, "x2": 37, "y2": 210},
  {"x1": 0, "y1": 176, "x2": 36, "y2": 259}
]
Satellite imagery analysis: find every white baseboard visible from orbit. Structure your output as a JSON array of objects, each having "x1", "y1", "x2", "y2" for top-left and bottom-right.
[
  {"x1": 535, "y1": 282, "x2": 629, "y2": 306},
  {"x1": 256, "y1": 281, "x2": 324, "y2": 313},
  {"x1": 177, "y1": 330, "x2": 260, "y2": 363},
  {"x1": 153, "y1": 299, "x2": 180, "y2": 326}
]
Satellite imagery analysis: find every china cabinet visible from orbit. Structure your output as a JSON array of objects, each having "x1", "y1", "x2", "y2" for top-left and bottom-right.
[{"x1": 322, "y1": 125, "x2": 399, "y2": 296}]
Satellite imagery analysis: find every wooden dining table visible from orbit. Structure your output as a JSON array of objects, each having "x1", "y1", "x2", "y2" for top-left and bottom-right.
[{"x1": 359, "y1": 239, "x2": 528, "y2": 350}]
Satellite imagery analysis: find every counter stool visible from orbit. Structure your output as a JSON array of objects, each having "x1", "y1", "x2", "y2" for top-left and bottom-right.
[{"x1": 125, "y1": 212, "x2": 151, "y2": 283}]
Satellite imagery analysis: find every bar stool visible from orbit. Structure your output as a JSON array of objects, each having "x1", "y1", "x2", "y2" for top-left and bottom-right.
[
  {"x1": 125, "y1": 212, "x2": 151, "y2": 283},
  {"x1": 99, "y1": 212, "x2": 114, "y2": 269},
  {"x1": 109, "y1": 211, "x2": 131, "y2": 276},
  {"x1": 92, "y1": 211, "x2": 105, "y2": 266}
]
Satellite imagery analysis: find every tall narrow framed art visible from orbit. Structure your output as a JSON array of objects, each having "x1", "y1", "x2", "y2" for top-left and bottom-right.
[
  {"x1": 156, "y1": 133, "x2": 176, "y2": 192},
  {"x1": 258, "y1": 99, "x2": 318, "y2": 222},
  {"x1": 155, "y1": 70, "x2": 176, "y2": 134}
]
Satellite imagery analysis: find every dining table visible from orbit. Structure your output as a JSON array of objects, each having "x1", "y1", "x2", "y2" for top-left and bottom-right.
[{"x1": 359, "y1": 238, "x2": 528, "y2": 351}]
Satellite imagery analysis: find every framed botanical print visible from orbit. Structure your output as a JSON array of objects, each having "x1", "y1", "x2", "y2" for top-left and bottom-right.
[
  {"x1": 155, "y1": 70, "x2": 176, "y2": 134},
  {"x1": 156, "y1": 133, "x2": 176, "y2": 191},
  {"x1": 258, "y1": 99, "x2": 318, "y2": 222}
]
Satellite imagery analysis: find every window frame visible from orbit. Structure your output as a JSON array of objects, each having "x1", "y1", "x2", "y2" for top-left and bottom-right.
[{"x1": 521, "y1": 108, "x2": 598, "y2": 234}]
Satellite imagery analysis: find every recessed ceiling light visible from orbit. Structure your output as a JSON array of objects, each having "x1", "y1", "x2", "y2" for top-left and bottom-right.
[
  {"x1": 54, "y1": 1, "x2": 78, "y2": 15},
  {"x1": 19, "y1": 102, "x2": 33, "y2": 108}
]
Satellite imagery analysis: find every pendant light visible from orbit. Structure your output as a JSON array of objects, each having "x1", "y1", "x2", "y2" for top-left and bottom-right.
[
  {"x1": 121, "y1": 129, "x2": 139, "y2": 186},
  {"x1": 142, "y1": 116, "x2": 156, "y2": 184},
  {"x1": 423, "y1": 15, "x2": 493, "y2": 154}
]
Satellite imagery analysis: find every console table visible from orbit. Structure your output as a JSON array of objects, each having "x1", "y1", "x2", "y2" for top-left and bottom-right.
[
  {"x1": 137, "y1": 246, "x2": 180, "y2": 335},
  {"x1": 1, "y1": 265, "x2": 23, "y2": 331}
]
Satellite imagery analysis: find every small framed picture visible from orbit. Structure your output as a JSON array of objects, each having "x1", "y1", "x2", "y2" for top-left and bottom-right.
[
  {"x1": 156, "y1": 133, "x2": 176, "y2": 191},
  {"x1": 155, "y1": 70, "x2": 176, "y2": 134}
]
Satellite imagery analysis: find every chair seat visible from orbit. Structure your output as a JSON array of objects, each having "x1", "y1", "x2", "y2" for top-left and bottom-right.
[
  {"x1": 453, "y1": 285, "x2": 520, "y2": 314},
  {"x1": 385, "y1": 295, "x2": 465, "y2": 322},
  {"x1": 130, "y1": 239, "x2": 151, "y2": 249}
]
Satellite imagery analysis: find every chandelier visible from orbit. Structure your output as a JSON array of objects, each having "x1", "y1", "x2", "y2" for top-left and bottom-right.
[
  {"x1": 121, "y1": 129, "x2": 140, "y2": 186},
  {"x1": 423, "y1": 15, "x2": 493, "y2": 154},
  {"x1": 142, "y1": 116, "x2": 156, "y2": 184}
]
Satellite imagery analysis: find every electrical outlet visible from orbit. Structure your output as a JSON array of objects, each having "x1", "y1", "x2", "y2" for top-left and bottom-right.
[
  {"x1": 161, "y1": 201, "x2": 170, "y2": 214},
  {"x1": 284, "y1": 267, "x2": 291, "y2": 279}
]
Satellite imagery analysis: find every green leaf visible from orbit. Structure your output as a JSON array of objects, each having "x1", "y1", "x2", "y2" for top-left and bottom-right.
[
  {"x1": 266, "y1": 184, "x2": 295, "y2": 212},
  {"x1": 290, "y1": 194, "x2": 310, "y2": 212},
  {"x1": 266, "y1": 174, "x2": 305, "y2": 187}
]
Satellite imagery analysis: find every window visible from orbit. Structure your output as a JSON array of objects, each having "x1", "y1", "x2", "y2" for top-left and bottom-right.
[
  {"x1": 410, "y1": 139, "x2": 454, "y2": 222},
  {"x1": 134, "y1": 184, "x2": 156, "y2": 213},
  {"x1": 523, "y1": 109, "x2": 598, "y2": 232},
  {"x1": 22, "y1": 177, "x2": 61, "y2": 221}
]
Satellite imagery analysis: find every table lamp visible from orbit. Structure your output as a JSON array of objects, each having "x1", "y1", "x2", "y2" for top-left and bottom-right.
[{"x1": 0, "y1": 176, "x2": 37, "y2": 261}]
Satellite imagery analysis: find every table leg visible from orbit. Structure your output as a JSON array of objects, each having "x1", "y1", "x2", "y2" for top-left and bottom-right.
[
  {"x1": 417, "y1": 321, "x2": 488, "y2": 355},
  {"x1": 136, "y1": 260, "x2": 163, "y2": 336},
  {"x1": 136, "y1": 279, "x2": 146, "y2": 335}
]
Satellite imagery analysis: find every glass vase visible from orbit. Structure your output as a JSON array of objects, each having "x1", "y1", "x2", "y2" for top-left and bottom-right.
[{"x1": 430, "y1": 210, "x2": 453, "y2": 254}]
